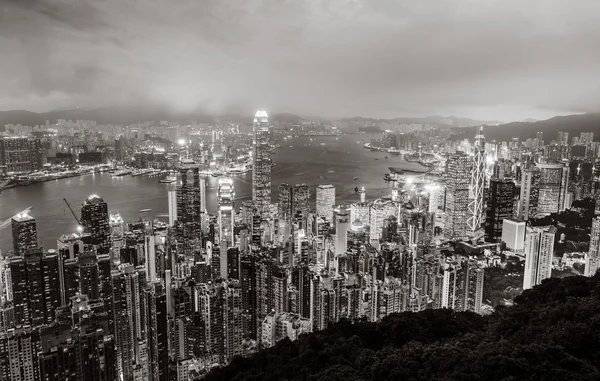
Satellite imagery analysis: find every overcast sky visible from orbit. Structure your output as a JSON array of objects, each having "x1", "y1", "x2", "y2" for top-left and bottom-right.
[{"x1": 1, "y1": 0, "x2": 599, "y2": 121}]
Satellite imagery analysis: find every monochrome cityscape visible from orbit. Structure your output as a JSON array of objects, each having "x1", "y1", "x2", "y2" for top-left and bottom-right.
[
  {"x1": 0, "y1": 107, "x2": 599, "y2": 380},
  {"x1": 2, "y1": 0, "x2": 600, "y2": 380}
]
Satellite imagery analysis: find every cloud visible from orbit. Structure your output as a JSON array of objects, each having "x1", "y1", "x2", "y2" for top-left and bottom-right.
[{"x1": 0, "y1": 0, "x2": 599, "y2": 121}]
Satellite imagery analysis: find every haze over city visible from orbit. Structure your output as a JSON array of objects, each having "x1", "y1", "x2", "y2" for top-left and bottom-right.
[{"x1": 2, "y1": 0, "x2": 600, "y2": 121}]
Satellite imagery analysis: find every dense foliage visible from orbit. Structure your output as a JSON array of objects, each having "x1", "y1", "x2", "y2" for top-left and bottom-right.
[{"x1": 204, "y1": 274, "x2": 600, "y2": 381}]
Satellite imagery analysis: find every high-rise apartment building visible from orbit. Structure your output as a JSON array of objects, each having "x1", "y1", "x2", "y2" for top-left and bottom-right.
[
  {"x1": 80, "y1": 195, "x2": 110, "y2": 254},
  {"x1": 467, "y1": 127, "x2": 486, "y2": 233},
  {"x1": 444, "y1": 152, "x2": 471, "y2": 240},
  {"x1": 523, "y1": 226, "x2": 556, "y2": 290},
  {"x1": 252, "y1": 111, "x2": 272, "y2": 217},
  {"x1": 316, "y1": 185, "x2": 335, "y2": 223},
  {"x1": 167, "y1": 184, "x2": 177, "y2": 227},
  {"x1": 11, "y1": 212, "x2": 38, "y2": 256},
  {"x1": 485, "y1": 178, "x2": 515, "y2": 242},
  {"x1": 585, "y1": 217, "x2": 600, "y2": 277},
  {"x1": 292, "y1": 184, "x2": 310, "y2": 228},
  {"x1": 0, "y1": 136, "x2": 32, "y2": 173}
]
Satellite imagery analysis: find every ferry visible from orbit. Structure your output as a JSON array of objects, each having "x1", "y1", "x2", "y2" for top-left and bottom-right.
[
  {"x1": 159, "y1": 175, "x2": 177, "y2": 184},
  {"x1": 112, "y1": 169, "x2": 132, "y2": 177}
]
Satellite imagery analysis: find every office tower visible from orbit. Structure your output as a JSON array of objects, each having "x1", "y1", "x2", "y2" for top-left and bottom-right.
[
  {"x1": 80, "y1": 194, "x2": 110, "y2": 254},
  {"x1": 519, "y1": 167, "x2": 541, "y2": 220},
  {"x1": 585, "y1": 217, "x2": 600, "y2": 276},
  {"x1": 145, "y1": 282, "x2": 169, "y2": 381},
  {"x1": 424, "y1": 184, "x2": 441, "y2": 213},
  {"x1": 523, "y1": 226, "x2": 556, "y2": 290},
  {"x1": 316, "y1": 185, "x2": 335, "y2": 222},
  {"x1": 537, "y1": 163, "x2": 570, "y2": 216},
  {"x1": 110, "y1": 212, "x2": 124, "y2": 259},
  {"x1": 218, "y1": 177, "x2": 235, "y2": 247},
  {"x1": 11, "y1": 212, "x2": 38, "y2": 256},
  {"x1": 467, "y1": 127, "x2": 486, "y2": 233},
  {"x1": 350, "y1": 202, "x2": 370, "y2": 225},
  {"x1": 501, "y1": 219, "x2": 526, "y2": 252},
  {"x1": 292, "y1": 184, "x2": 310, "y2": 228},
  {"x1": 177, "y1": 163, "x2": 203, "y2": 255},
  {"x1": 145, "y1": 234, "x2": 157, "y2": 282},
  {"x1": 334, "y1": 207, "x2": 350, "y2": 257},
  {"x1": 167, "y1": 184, "x2": 177, "y2": 227},
  {"x1": 359, "y1": 186, "x2": 366, "y2": 203},
  {"x1": 278, "y1": 183, "x2": 293, "y2": 223},
  {"x1": 252, "y1": 110, "x2": 272, "y2": 217},
  {"x1": 0, "y1": 136, "x2": 31, "y2": 173},
  {"x1": 485, "y1": 179, "x2": 515, "y2": 242},
  {"x1": 444, "y1": 152, "x2": 471, "y2": 240}
]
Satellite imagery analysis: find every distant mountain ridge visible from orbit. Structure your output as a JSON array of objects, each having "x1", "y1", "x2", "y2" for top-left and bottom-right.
[
  {"x1": 452, "y1": 112, "x2": 600, "y2": 142},
  {"x1": 1, "y1": 106, "x2": 500, "y2": 129}
]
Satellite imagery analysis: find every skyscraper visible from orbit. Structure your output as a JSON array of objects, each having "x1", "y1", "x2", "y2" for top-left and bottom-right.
[
  {"x1": 519, "y1": 167, "x2": 541, "y2": 220},
  {"x1": 218, "y1": 177, "x2": 235, "y2": 247},
  {"x1": 80, "y1": 195, "x2": 110, "y2": 254},
  {"x1": 252, "y1": 110, "x2": 272, "y2": 217},
  {"x1": 0, "y1": 136, "x2": 32, "y2": 173},
  {"x1": 11, "y1": 212, "x2": 38, "y2": 256},
  {"x1": 316, "y1": 185, "x2": 335, "y2": 223},
  {"x1": 537, "y1": 163, "x2": 569, "y2": 216},
  {"x1": 467, "y1": 127, "x2": 486, "y2": 233},
  {"x1": 167, "y1": 184, "x2": 177, "y2": 227},
  {"x1": 292, "y1": 184, "x2": 310, "y2": 228},
  {"x1": 501, "y1": 219, "x2": 526, "y2": 253},
  {"x1": 485, "y1": 178, "x2": 515, "y2": 242},
  {"x1": 176, "y1": 163, "x2": 203, "y2": 255},
  {"x1": 444, "y1": 152, "x2": 471, "y2": 240},
  {"x1": 523, "y1": 226, "x2": 556, "y2": 290},
  {"x1": 585, "y1": 217, "x2": 600, "y2": 277},
  {"x1": 278, "y1": 183, "x2": 293, "y2": 224}
]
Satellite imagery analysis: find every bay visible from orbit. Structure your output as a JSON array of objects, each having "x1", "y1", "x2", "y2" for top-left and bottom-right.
[{"x1": 0, "y1": 133, "x2": 426, "y2": 252}]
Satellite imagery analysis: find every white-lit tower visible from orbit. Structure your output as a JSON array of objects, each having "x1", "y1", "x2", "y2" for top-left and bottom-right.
[
  {"x1": 218, "y1": 177, "x2": 235, "y2": 247},
  {"x1": 252, "y1": 110, "x2": 272, "y2": 218},
  {"x1": 467, "y1": 126, "x2": 486, "y2": 233}
]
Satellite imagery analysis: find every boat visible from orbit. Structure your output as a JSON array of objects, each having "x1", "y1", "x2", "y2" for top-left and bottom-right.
[
  {"x1": 112, "y1": 169, "x2": 132, "y2": 177},
  {"x1": 384, "y1": 174, "x2": 391, "y2": 182},
  {"x1": 140, "y1": 209, "x2": 152, "y2": 213},
  {"x1": 385, "y1": 155, "x2": 388, "y2": 159},
  {"x1": 354, "y1": 186, "x2": 359, "y2": 193},
  {"x1": 159, "y1": 175, "x2": 176, "y2": 184},
  {"x1": 375, "y1": 158, "x2": 379, "y2": 160},
  {"x1": 353, "y1": 177, "x2": 358, "y2": 180}
]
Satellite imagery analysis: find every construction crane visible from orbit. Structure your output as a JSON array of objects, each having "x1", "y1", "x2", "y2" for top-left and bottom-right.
[
  {"x1": 63, "y1": 198, "x2": 81, "y2": 225},
  {"x1": 0, "y1": 206, "x2": 34, "y2": 231}
]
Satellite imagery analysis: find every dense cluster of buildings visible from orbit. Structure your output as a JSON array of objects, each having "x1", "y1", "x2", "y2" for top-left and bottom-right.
[{"x1": 0, "y1": 110, "x2": 599, "y2": 380}]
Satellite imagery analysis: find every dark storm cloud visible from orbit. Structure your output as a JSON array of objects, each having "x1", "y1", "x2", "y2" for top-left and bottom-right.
[{"x1": 1, "y1": 0, "x2": 599, "y2": 120}]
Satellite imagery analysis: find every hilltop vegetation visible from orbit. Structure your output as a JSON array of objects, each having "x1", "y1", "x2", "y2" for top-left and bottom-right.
[{"x1": 204, "y1": 274, "x2": 600, "y2": 381}]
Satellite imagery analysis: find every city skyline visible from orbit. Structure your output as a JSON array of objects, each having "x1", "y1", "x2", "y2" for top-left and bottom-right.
[{"x1": 2, "y1": 1, "x2": 600, "y2": 121}]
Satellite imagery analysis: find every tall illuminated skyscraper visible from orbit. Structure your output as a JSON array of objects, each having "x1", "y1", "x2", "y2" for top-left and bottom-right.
[
  {"x1": 316, "y1": 185, "x2": 335, "y2": 223},
  {"x1": 467, "y1": 127, "x2": 486, "y2": 233},
  {"x1": 485, "y1": 178, "x2": 515, "y2": 242},
  {"x1": 585, "y1": 217, "x2": 600, "y2": 277},
  {"x1": 444, "y1": 152, "x2": 471, "y2": 240},
  {"x1": 252, "y1": 110, "x2": 272, "y2": 218},
  {"x1": 177, "y1": 162, "x2": 203, "y2": 254},
  {"x1": 218, "y1": 177, "x2": 235, "y2": 247},
  {"x1": 81, "y1": 195, "x2": 110, "y2": 254},
  {"x1": 11, "y1": 212, "x2": 38, "y2": 255},
  {"x1": 292, "y1": 184, "x2": 310, "y2": 228},
  {"x1": 167, "y1": 184, "x2": 177, "y2": 227}
]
